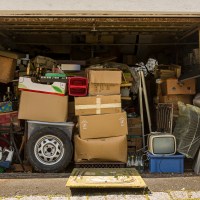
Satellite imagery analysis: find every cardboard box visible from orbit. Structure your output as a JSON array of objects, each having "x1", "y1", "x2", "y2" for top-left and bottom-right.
[
  {"x1": 159, "y1": 95, "x2": 193, "y2": 115},
  {"x1": 75, "y1": 95, "x2": 121, "y2": 116},
  {"x1": 18, "y1": 77, "x2": 66, "y2": 95},
  {"x1": 18, "y1": 91, "x2": 68, "y2": 122},
  {"x1": 155, "y1": 65, "x2": 181, "y2": 79},
  {"x1": 0, "y1": 50, "x2": 25, "y2": 59},
  {"x1": 74, "y1": 135, "x2": 127, "y2": 163},
  {"x1": 159, "y1": 95, "x2": 193, "y2": 105},
  {"x1": 88, "y1": 69, "x2": 122, "y2": 95},
  {"x1": 161, "y1": 78, "x2": 196, "y2": 95},
  {"x1": 0, "y1": 56, "x2": 17, "y2": 83},
  {"x1": 79, "y1": 112, "x2": 128, "y2": 139}
]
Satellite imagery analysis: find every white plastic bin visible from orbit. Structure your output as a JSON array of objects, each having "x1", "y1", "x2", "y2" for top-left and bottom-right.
[{"x1": 27, "y1": 121, "x2": 74, "y2": 140}]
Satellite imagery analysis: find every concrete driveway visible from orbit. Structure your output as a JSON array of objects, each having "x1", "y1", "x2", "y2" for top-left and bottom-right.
[{"x1": 0, "y1": 172, "x2": 199, "y2": 199}]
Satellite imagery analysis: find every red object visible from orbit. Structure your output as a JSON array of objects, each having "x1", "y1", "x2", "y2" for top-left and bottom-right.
[
  {"x1": 0, "y1": 111, "x2": 18, "y2": 125},
  {"x1": 0, "y1": 134, "x2": 9, "y2": 148},
  {"x1": 68, "y1": 77, "x2": 88, "y2": 96},
  {"x1": 0, "y1": 112, "x2": 18, "y2": 148}
]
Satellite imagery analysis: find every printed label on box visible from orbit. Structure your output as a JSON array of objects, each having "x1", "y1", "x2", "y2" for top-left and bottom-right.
[
  {"x1": 81, "y1": 120, "x2": 88, "y2": 130},
  {"x1": 119, "y1": 116, "x2": 126, "y2": 127}
]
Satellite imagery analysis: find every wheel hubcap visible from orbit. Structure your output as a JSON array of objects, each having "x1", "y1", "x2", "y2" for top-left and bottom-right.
[{"x1": 34, "y1": 135, "x2": 64, "y2": 165}]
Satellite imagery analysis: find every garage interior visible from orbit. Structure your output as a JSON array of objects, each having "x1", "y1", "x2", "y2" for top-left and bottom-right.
[
  {"x1": 0, "y1": 17, "x2": 199, "y2": 64},
  {"x1": 0, "y1": 16, "x2": 200, "y2": 174}
]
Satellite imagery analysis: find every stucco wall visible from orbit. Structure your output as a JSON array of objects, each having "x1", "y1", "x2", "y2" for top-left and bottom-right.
[{"x1": 0, "y1": 0, "x2": 200, "y2": 16}]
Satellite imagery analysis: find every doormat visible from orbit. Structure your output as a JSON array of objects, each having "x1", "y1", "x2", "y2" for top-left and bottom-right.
[{"x1": 66, "y1": 168, "x2": 147, "y2": 188}]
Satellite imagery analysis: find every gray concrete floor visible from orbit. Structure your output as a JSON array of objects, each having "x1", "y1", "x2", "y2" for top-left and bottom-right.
[{"x1": 0, "y1": 172, "x2": 199, "y2": 199}]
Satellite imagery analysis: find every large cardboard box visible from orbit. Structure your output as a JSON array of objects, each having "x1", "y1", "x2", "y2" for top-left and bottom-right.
[
  {"x1": 79, "y1": 112, "x2": 128, "y2": 139},
  {"x1": 161, "y1": 78, "x2": 196, "y2": 95},
  {"x1": 18, "y1": 91, "x2": 68, "y2": 122},
  {"x1": 88, "y1": 69, "x2": 122, "y2": 95},
  {"x1": 74, "y1": 135, "x2": 127, "y2": 163},
  {"x1": 0, "y1": 56, "x2": 17, "y2": 83},
  {"x1": 75, "y1": 95, "x2": 121, "y2": 116}
]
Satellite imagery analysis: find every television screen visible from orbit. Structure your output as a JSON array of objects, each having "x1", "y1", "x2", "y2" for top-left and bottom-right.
[
  {"x1": 153, "y1": 137, "x2": 175, "y2": 154},
  {"x1": 148, "y1": 134, "x2": 176, "y2": 155}
]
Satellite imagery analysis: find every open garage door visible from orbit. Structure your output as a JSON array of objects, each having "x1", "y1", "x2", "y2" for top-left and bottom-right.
[{"x1": 0, "y1": 16, "x2": 200, "y2": 64}]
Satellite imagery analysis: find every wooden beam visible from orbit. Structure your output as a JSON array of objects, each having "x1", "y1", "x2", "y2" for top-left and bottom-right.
[{"x1": 178, "y1": 27, "x2": 199, "y2": 41}]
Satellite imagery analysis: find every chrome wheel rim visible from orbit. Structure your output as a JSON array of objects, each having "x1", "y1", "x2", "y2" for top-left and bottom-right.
[{"x1": 34, "y1": 135, "x2": 64, "y2": 165}]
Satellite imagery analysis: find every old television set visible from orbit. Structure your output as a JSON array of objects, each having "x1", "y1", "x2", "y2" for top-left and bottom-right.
[{"x1": 148, "y1": 133, "x2": 176, "y2": 155}]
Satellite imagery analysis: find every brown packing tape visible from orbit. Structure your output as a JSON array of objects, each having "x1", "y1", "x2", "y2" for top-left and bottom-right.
[
  {"x1": 75, "y1": 103, "x2": 121, "y2": 114},
  {"x1": 96, "y1": 97, "x2": 101, "y2": 114},
  {"x1": 75, "y1": 95, "x2": 121, "y2": 116}
]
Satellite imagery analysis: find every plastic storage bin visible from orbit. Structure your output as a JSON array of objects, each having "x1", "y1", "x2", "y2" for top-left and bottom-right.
[
  {"x1": 0, "y1": 161, "x2": 11, "y2": 169},
  {"x1": 68, "y1": 77, "x2": 88, "y2": 96},
  {"x1": 147, "y1": 152, "x2": 184, "y2": 173},
  {"x1": 27, "y1": 121, "x2": 74, "y2": 140}
]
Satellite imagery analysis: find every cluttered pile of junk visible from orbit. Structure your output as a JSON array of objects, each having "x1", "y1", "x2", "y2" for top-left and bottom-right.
[{"x1": 0, "y1": 50, "x2": 199, "y2": 175}]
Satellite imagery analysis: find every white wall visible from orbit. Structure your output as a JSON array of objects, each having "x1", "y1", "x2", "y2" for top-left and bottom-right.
[{"x1": 0, "y1": 0, "x2": 200, "y2": 16}]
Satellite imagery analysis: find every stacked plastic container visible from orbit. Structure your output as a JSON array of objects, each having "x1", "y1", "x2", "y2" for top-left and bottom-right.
[{"x1": 68, "y1": 77, "x2": 88, "y2": 97}]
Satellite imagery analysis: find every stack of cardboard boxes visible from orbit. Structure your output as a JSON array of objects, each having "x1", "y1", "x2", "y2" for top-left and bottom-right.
[
  {"x1": 160, "y1": 78, "x2": 195, "y2": 116},
  {"x1": 155, "y1": 65, "x2": 195, "y2": 116},
  {"x1": 74, "y1": 68, "x2": 128, "y2": 163}
]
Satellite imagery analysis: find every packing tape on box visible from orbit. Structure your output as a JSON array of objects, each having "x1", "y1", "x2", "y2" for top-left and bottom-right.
[{"x1": 75, "y1": 98, "x2": 121, "y2": 114}]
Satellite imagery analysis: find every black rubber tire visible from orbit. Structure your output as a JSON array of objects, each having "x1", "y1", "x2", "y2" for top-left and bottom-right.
[{"x1": 26, "y1": 127, "x2": 73, "y2": 173}]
